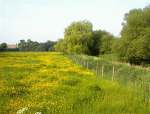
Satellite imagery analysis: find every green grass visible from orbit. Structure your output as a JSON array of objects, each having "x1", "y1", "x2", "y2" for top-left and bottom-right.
[
  {"x1": 99, "y1": 54, "x2": 120, "y2": 61},
  {"x1": 68, "y1": 54, "x2": 150, "y2": 84},
  {"x1": 0, "y1": 52, "x2": 149, "y2": 114}
]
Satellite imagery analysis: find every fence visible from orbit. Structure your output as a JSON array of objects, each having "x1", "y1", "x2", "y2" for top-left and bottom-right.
[{"x1": 68, "y1": 54, "x2": 150, "y2": 106}]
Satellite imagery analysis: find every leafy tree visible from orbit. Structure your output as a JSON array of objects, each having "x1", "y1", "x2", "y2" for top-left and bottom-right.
[
  {"x1": 18, "y1": 40, "x2": 27, "y2": 51},
  {"x1": 55, "y1": 20, "x2": 93, "y2": 54},
  {"x1": 46, "y1": 41, "x2": 56, "y2": 51},
  {"x1": 54, "y1": 39, "x2": 67, "y2": 52},
  {"x1": 0, "y1": 43, "x2": 7, "y2": 51},
  {"x1": 100, "y1": 32, "x2": 114, "y2": 54},
  {"x1": 37, "y1": 41, "x2": 56, "y2": 51},
  {"x1": 111, "y1": 38, "x2": 120, "y2": 54},
  {"x1": 18, "y1": 39, "x2": 56, "y2": 51},
  {"x1": 89, "y1": 30, "x2": 115, "y2": 55},
  {"x1": 26, "y1": 39, "x2": 39, "y2": 51},
  {"x1": 55, "y1": 21, "x2": 116, "y2": 55},
  {"x1": 119, "y1": 7, "x2": 150, "y2": 65},
  {"x1": 89, "y1": 30, "x2": 102, "y2": 55}
]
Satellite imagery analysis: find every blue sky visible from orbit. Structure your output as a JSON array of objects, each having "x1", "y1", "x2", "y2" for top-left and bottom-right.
[{"x1": 0, "y1": 0, "x2": 149, "y2": 44}]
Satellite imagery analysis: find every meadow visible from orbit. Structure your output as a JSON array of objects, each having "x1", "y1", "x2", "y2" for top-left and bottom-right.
[{"x1": 0, "y1": 52, "x2": 150, "y2": 114}]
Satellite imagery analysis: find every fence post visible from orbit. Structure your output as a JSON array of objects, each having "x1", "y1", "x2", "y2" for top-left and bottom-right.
[
  {"x1": 96, "y1": 61, "x2": 98, "y2": 75},
  {"x1": 102, "y1": 65, "x2": 104, "y2": 78},
  {"x1": 84, "y1": 60, "x2": 86, "y2": 67},
  {"x1": 87, "y1": 61, "x2": 89, "y2": 69},
  {"x1": 148, "y1": 82, "x2": 150, "y2": 106},
  {"x1": 112, "y1": 65, "x2": 115, "y2": 81}
]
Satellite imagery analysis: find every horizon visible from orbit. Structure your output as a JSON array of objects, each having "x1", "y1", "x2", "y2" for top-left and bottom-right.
[{"x1": 0, "y1": 0, "x2": 149, "y2": 44}]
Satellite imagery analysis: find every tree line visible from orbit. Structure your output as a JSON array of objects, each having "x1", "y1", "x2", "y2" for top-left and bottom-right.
[
  {"x1": 118, "y1": 6, "x2": 150, "y2": 65},
  {"x1": 54, "y1": 21, "x2": 116, "y2": 55},
  {"x1": 55, "y1": 6, "x2": 150, "y2": 65},
  {"x1": 0, "y1": 40, "x2": 56, "y2": 52},
  {"x1": 1, "y1": 6, "x2": 149, "y2": 65},
  {"x1": 18, "y1": 39, "x2": 56, "y2": 51}
]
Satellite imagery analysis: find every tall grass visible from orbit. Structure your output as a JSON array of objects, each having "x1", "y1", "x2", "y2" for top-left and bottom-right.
[
  {"x1": 0, "y1": 52, "x2": 149, "y2": 114},
  {"x1": 68, "y1": 54, "x2": 150, "y2": 83},
  {"x1": 68, "y1": 54, "x2": 150, "y2": 107}
]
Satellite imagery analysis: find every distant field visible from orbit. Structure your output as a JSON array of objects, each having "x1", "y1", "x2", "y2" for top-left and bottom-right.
[{"x1": 0, "y1": 52, "x2": 150, "y2": 114}]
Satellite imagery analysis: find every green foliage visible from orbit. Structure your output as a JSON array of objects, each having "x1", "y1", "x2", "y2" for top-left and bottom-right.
[
  {"x1": 55, "y1": 21, "x2": 116, "y2": 56},
  {"x1": 89, "y1": 30, "x2": 102, "y2": 55},
  {"x1": 111, "y1": 38, "x2": 120, "y2": 54},
  {"x1": 54, "y1": 39, "x2": 67, "y2": 52},
  {"x1": 55, "y1": 20, "x2": 93, "y2": 54},
  {"x1": 119, "y1": 7, "x2": 150, "y2": 65},
  {"x1": 89, "y1": 30, "x2": 116, "y2": 56},
  {"x1": 0, "y1": 43, "x2": 7, "y2": 51},
  {"x1": 37, "y1": 41, "x2": 56, "y2": 51},
  {"x1": 18, "y1": 39, "x2": 56, "y2": 51},
  {"x1": 100, "y1": 32, "x2": 114, "y2": 54},
  {"x1": 65, "y1": 20, "x2": 93, "y2": 54}
]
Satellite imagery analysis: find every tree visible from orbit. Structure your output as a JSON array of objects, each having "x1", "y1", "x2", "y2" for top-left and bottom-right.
[
  {"x1": 0, "y1": 43, "x2": 7, "y2": 51},
  {"x1": 55, "y1": 21, "x2": 116, "y2": 55},
  {"x1": 37, "y1": 41, "x2": 56, "y2": 51},
  {"x1": 111, "y1": 38, "x2": 120, "y2": 54},
  {"x1": 100, "y1": 32, "x2": 114, "y2": 54},
  {"x1": 119, "y1": 7, "x2": 150, "y2": 65},
  {"x1": 54, "y1": 39, "x2": 67, "y2": 52},
  {"x1": 18, "y1": 40, "x2": 27, "y2": 51},
  {"x1": 44, "y1": 41, "x2": 56, "y2": 51},
  {"x1": 18, "y1": 39, "x2": 56, "y2": 51},
  {"x1": 89, "y1": 30, "x2": 115, "y2": 55},
  {"x1": 55, "y1": 20, "x2": 93, "y2": 54},
  {"x1": 89, "y1": 30, "x2": 102, "y2": 55}
]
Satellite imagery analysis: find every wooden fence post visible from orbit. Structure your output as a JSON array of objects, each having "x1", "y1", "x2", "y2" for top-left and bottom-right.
[
  {"x1": 87, "y1": 61, "x2": 89, "y2": 69},
  {"x1": 96, "y1": 61, "x2": 98, "y2": 75},
  {"x1": 102, "y1": 65, "x2": 104, "y2": 78},
  {"x1": 84, "y1": 60, "x2": 86, "y2": 67},
  {"x1": 112, "y1": 65, "x2": 115, "y2": 81}
]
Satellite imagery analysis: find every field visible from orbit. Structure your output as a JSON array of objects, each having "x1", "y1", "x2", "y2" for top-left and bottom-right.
[{"x1": 0, "y1": 52, "x2": 150, "y2": 114}]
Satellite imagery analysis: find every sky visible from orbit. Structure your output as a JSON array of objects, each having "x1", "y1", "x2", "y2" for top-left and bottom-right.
[{"x1": 0, "y1": 0, "x2": 149, "y2": 44}]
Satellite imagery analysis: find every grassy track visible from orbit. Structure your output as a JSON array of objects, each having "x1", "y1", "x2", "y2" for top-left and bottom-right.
[{"x1": 0, "y1": 52, "x2": 149, "y2": 114}]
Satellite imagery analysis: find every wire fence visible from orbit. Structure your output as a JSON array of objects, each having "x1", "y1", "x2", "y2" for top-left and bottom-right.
[{"x1": 68, "y1": 54, "x2": 150, "y2": 106}]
